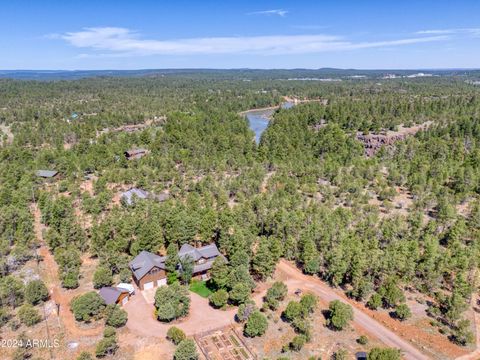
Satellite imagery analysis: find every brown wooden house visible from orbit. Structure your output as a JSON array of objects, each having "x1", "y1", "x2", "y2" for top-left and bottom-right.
[{"x1": 129, "y1": 244, "x2": 223, "y2": 290}]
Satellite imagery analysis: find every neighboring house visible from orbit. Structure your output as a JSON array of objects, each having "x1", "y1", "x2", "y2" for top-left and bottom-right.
[
  {"x1": 99, "y1": 286, "x2": 130, "y2": 306},
  {"x1": 120, "y1": 187, "x2": 169, "y2": 206},
  {"x1": 129, "y1": 243, "x2": 223, "y2": 290},
  {"x1": 178, "y1": 244, "x2": 223, "y2": 279},
  {"x1": 124, "y1": 148, "x2": 148, "y2": 160},
  {"x1": 36, "y1": 170, "x2": 58, "y2": 178}
]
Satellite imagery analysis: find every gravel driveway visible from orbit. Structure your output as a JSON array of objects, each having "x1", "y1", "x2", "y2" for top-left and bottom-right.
[{"x1": 124, "y1": 288, "x2": 239, "y2": 337}]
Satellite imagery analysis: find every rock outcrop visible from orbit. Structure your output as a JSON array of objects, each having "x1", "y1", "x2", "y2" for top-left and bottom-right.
[{"x1": 356, "y1": 121, "x2": 432, "y2": 157}]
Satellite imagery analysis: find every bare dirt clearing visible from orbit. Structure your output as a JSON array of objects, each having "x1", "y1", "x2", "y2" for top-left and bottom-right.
[{"x1": 0, "y1": 122, "x2": 13, "y2": 144}]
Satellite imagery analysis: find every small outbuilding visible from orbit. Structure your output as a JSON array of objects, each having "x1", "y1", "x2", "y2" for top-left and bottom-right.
[
  {"x1": 99, "y1": 286, "x2": 130, "y2": 306},
  {"x1": 116, "y1": 283, "x2": 135, "y2": 295},
  {"x1": 36, "y1": 170, "x2": 59, "y2": 178}
]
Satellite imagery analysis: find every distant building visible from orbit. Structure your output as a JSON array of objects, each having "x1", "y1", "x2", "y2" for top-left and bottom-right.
[
  {"x1": 36, "y1": 170, "x2": 58, "y2": 178},
  {"x1": 65, "y1": 112, "x2": 79, "y2": 123},
  {"x1": 121, "y1": 188, "x2": 149, "y2": 206},
  {"x1": 124, "y1": 148, "x2": 148, "y2": 160},
  {"x1": 120, "y1": 187, "x2": 169, "y2": 206},
  {"x1": 129, "y1": 243, "x2": 224, "y2": 290},
  {"x1": 99, "y1": 286, "x2": 130, "y2": 306}
]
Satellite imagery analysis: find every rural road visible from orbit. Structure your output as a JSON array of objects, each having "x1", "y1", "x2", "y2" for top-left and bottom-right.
[{"x1": 277, "y1": 260, "x2": 430, "y2": 360}]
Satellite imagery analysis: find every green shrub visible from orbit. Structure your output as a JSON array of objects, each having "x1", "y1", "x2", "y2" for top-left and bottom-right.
[
  {"x1": 299, "y1": 293, "x2": 318, "y2": 316},
  {"x1": 292, "y1": 318, "x2": 312, "y2": 340},
  {"x1": 368, "y1": 347, "x2": 401, "y2": 360},
  {"x1": 77, "y1": 351, "x2": 93, "y2": 360},
  {"x1": 265, "y1": 281, "x2": 288, "y2": 310},
  {"x1": 93, "y1": 267, "x2": 113, "y2": 289},
  {"x1": 326, "y1": 300, "x2": 353, "y2": 330},
  {"x1": 18, "y1": 304, "x2": 41, "y2": 326},
  {"x1": 0, "y1": 308, "x2": 10, "y2": 327},
  {"x1": 71, "y1": 291, "x2": 106, "y2": 322},
  {"x1": 167, "y1": 326, "x2": 186, "y2": 345},
  {"x1": 452, "y1": 319, "x2": 475, "y2": 346},
  {"x1": 244, "y1": 310, "x2": 268, "y2": 337},
  {"x1": 104, "y1": 304, "x2": 128, "y2": 328},
  {"x1": 95, "y1": 336, "x2": 117, "y2": 358},
  {"x1": 290, "y1": 334, "x2": 307, "y2": 351},
  {"x1": 119, "y1": 269, "x2": 132, "y2": 283},
  {"x1": 103, "y1": 326, "x2": 116, "y2": 338},
  {"x1": 0, "y1": 275, "x2": 25, "y2": 308},
  {"x1": 367, "y1": 293, "x2": 382, "y2": 310},
  {"x1": 394, "y1": 304, "x2": 411, "y2": 321},
  {"x1": 154, "y1": 283, "x2": 190, "y2": 322},
  {"x1": 229, "y1": 283, "x2": 250, "y2": 305},
  {"x1": 357, "y1": 335, "x2": 368, "y2": 345},
  {"x1": 283, "y1": 301, "x2": 302, "y2": 322},
  {"x1": 209, "y1": 289, "x2": 229, "y2": 308},
  {"x1": 378, "y1": 280, "x2": 405, "y2": 308},
  {"x1": 174, "y1": 339, "x2": 198, "y2": 360},
  {"x1": 62, "y1": 270, "x2": 80, "y2": 289},
  {"x1": 334, "y1": 349, "x2": 348, "y2": 360},
  {"x1": 25, "y1": 280, "x2": 49, "y2": 305}
]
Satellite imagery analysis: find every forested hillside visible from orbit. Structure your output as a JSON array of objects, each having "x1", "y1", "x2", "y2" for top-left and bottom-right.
[{"x1": 1, "y1": 72, "x2": 480, "y2": 358}]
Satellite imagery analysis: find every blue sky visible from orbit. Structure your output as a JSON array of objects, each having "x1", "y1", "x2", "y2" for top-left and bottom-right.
[{"x1": 1, "y1": 0, "x2": 479, "y2": 69}]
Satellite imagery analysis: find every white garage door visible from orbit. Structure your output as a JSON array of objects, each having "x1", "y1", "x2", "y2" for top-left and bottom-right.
[
  {"x1": 143, "y1": 281, "x2": 154, "y2": 290},
  {"x1": 157, "y1": 278, "x2": 167, "y2": 286},
  {"x1": 122, "y1": 296, "x2": 129, "y2": 306}
]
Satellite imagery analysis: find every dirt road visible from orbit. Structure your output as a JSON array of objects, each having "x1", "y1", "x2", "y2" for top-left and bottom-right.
[
  {"x1": 32, "y1": 203, "x2": 103, "y2": 338},
  {"x1": 276, "y1": 260, "x2": 430, "y2": 360}
]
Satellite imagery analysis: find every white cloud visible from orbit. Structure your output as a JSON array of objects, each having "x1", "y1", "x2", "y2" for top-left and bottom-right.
[
  {"x1": 248, "y1": 9, "x2": 288, "y2": 17},
  {"x1": 417, "y1": 28, "x2": 480, "y2": 37},
  {"x1": 55, "y1": 27, "x2": 449, "y2": 57}
]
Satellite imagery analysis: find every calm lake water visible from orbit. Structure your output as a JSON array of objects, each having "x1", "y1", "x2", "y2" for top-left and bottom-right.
[{"x1": 244, "y1": 102, "x2": 294, "y2": 143}]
